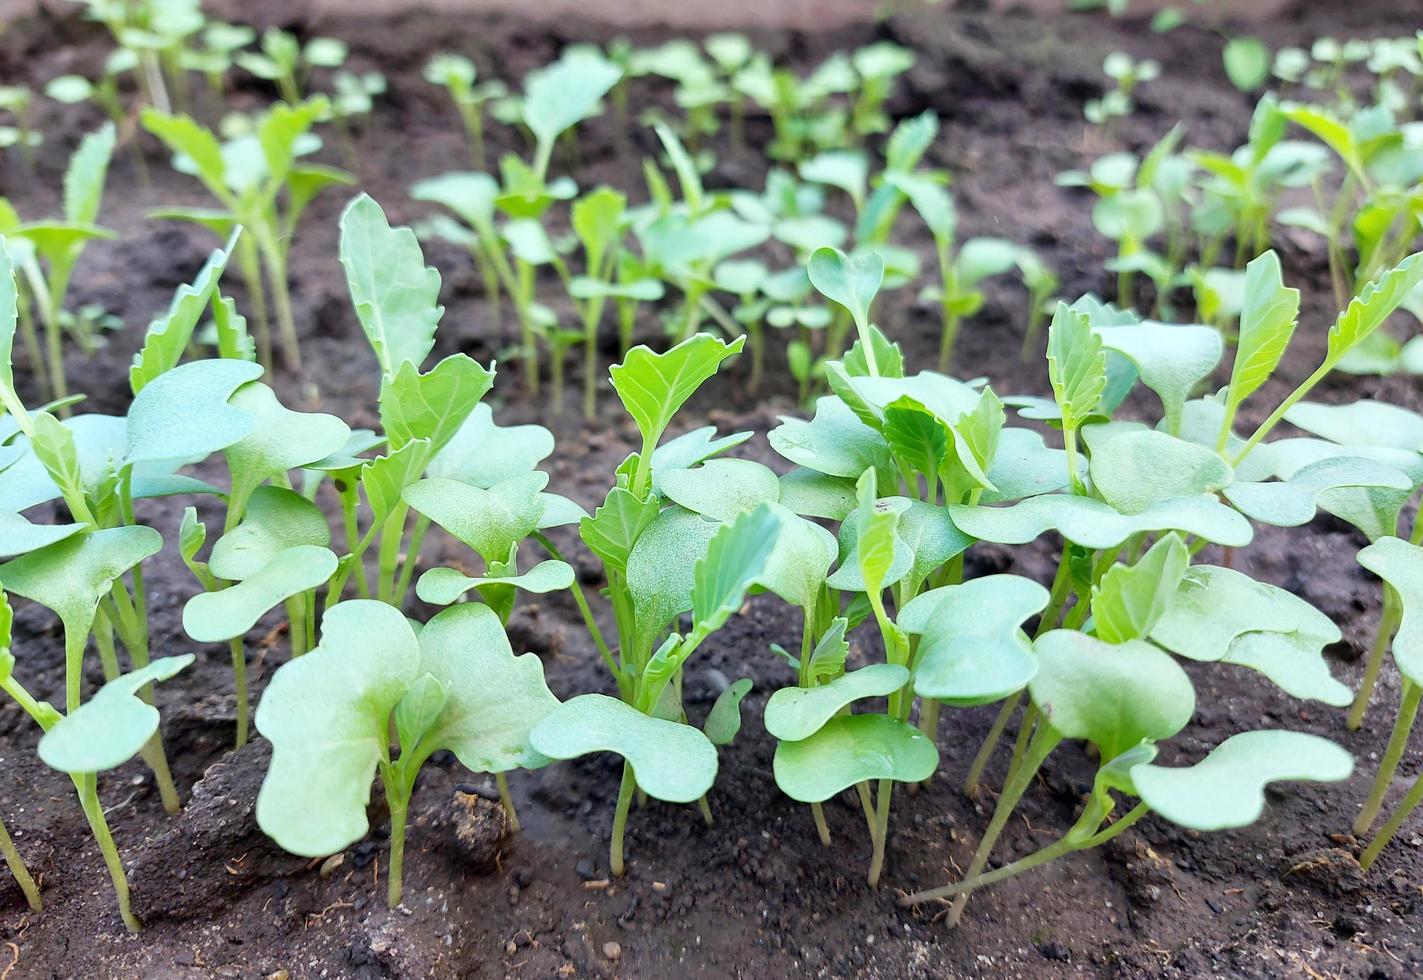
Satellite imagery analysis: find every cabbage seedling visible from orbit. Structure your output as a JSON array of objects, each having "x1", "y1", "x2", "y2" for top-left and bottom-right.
[
  {"x1": 423, "y1": 53, "x2": 508, "y2": 169},
  {"x1": 236, "y1": 27, "x2": 348, "y2": 104},
  {"x1": 144, "y1": 98, "x2": 355, "y2": 370},
  {"x1": 255, "y1": 599, "x2": 558, "y2": 906}
]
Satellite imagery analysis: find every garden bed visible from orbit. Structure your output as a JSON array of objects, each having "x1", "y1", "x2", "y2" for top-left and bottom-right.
[{"x1": 0, "y1": 1, "x2": 1421, "y2": 977}]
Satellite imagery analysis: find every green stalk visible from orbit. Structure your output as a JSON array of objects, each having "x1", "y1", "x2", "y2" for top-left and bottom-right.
[
  {"x1": 236, "y1": 235, "x2": 273, "y2": 373},
  {"x1": 230, "y1": 638, "x2": 249, "y2": 747},
  {"x1": 866, "y1": 777, "x2": 893, "y2": 887},
  {"x1": 1360, "y1": 768, "x2": 1423, "y2": 871},
  {"x1": 254, "y1": 223, "x2": 301, "y2": 371},
  {"x1": 391, "y1": 514, "x2": 432, "y2": 609},
  {"x1": 76, "y1": 773, "x2": 140, "y2": 931},
  {"x1": 811, "y1": 802, "x2": 831, "y2": 846},
  {"x1": 1354, "y1": 681, "x2": 1420, "y2": 836},
  {"x1": 386, "y1": 791, "x2": 408, "y2": 907},
  {"x1": 1348, "y1": 587, "x2": 1402, "y2": 731},
  {"x1": 964, "y1": 694, "x2": 1021, "y2": 797},
  {"x1": 609, "y1": 761, "x2": 636, "y2": 876},
  {"x1": 495, "y1": 771, "x2": 521, "y2": 832},
  {"x1": 0, "y1": 814, "x2": 41, "y2": 912},
  {"x1": 947, "y1": 721, "x2": 1061, "y2": 927}
]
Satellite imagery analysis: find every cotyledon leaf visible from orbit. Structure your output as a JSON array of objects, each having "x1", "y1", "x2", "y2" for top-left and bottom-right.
[
  {"x1": 777, "y1": 468, "x2": 857, "y2": 520},
  {"x1": 661, "y1": 458, "x2": 780, "y2": 522},
  {"x1": 208, "y1": 485, "x2": 330, "y2": 581},
  {"x1": 125, "y1": 359, "x2": 263, "y2": 466},
  {"x1": 1221, "y1": 631, "x2": 1352, "y2": 706},
  {"x1": 224, "y1": 383, "x2": 352, "y2": 512},
  {"x1": 1221, "y1": 251, "x2": 1299, "y2": 425},
  {"x1": 772, "y1": 714, "x2": 938, "y2": 802},
  {"x1": 949, "y1": 493, "x2": 1252, "y2": 550},
  {"x1": 255, "y1": 600, "x2": 421, "y2": 857},
  {"x1": 1091, "y1": 533, "x2": 1189, "y2": 644},
  {"x1": 0, "y1": 525, "x2": 163, "y2": 638},
  {"x1": 690, "y1": 503, "x2": 782, "y2": 635},
  {"x1": 1357, "y1": 536, "x2": 1423, "y2": 683},
  {"x1": 1088, "y1": 430, "x2": 1234, "y2": 515},
  {"x1": 37, "y1": 655, "x2": 195, "y2": 773},
  {"x1": 764, "y1": 664, "x2": 909, "y2": 742},
  {"x1": 414, "y1": 560, "x2": 573, "y2": 606},
  {"x1": 428, "y1": 403, "x2": 553, "y2": 488},
  {"x1": 529, "y1": 693, "x2": 718, "y2": 802},
  {"x1": 403, "y1": 473, "x2": 547, "y2": 564},
  {"x1": 0, "y1": 512, "x2": 85, "y2": 558},
  {"x1": 130, "y1": 228, "x2": 241, "y2": 394},
  {"x1": 1224, "y1": 456, "x2": 1412, "y2": 528},
  {"x1": 1097, "y1": 322, "x2": 1222, "y2": 435},
  {"x1": 768, "y1": 395, "x2": 892, "y2": 479},
  {"x1": 413, "y1": 602, "x2": 560, "y2": 772},
  {"x1": 979, "y1": 428, "x2": 1077, "y2": 504},
  {"x1": 183, "y1": 545, "x2": 337, "y2": 642},
  {"x1": 755, "y1": 503, "x2": 838, "y2": 614},
  {"x1": 1283, "y1": 399, "x2": 1423, "y2": 453},
  {"x1": 899, "y1": 575, "x2": 1048, "y2": 705},
  {"x1": 1030, "y1": 630, "x2": 1196, "y2": 761},
  {"x1": 1149, "y1": 564, "x2": 1340, "y2": 662},
  {"x1": 1132, "y1": 730, "x2": 1352, "y2": 831},
  {"x1": 626, "y1": 505, "x2": 719, "y2": 655},
  {"x1": 650, "y1": 427, "x2": 755, "y2": 494}
]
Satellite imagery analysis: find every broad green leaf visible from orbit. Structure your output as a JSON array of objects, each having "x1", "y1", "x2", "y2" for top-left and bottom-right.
[
  {"x1": 1357, "y1": 536, "x2": 1423, "y2": 683},
  {"x1": 529, "y1": 693, "x2": 717, "y2": 803},
  {"x1": 1089, "y1": 430, "x2": 1234, "y2": 515},
  {"x1": 414, "y1": 602, "x2": 560, "y2": 771},
  {"x1": 428, "y1": 403, "x2": 554, "y2": 488},
  {"x1": 38, "y1": 655, "x2": 194, "y2": 773},
  {"x1": 1224, "y1": 456, "x2": 1412, "y2": 528},
  {"x1": 522, "y1": 51, "x2": 623, "y2": 151},
  {"x1": 1046, "y1": 303, "x2": 1107, "y2": 433},
  {"x1": 661, "y1": 458, "x2": 779, "y2": 522},
  {"x1": 255, "y1": 600, "x2": 421, "y2": 856},
  {"x1": 130, "y1": 228, "x2": 241, "y2": 394},
  {"x1": 1149, "y1": 564, "x2": 1339, "y2": 661},
  {"x1": 1030, "y1": 630, "x2": 1195, "y2": 760},
  {"x1": 403, "y1": 473, "x2": 545, "y2": 565},
  {"x1": 1222, "y1": 631, "x2": 1352, "y2": 706},
  {"x1": 411, "y1": 171, "x2": 500, "y2": 227},
  {"x1": 0, "y1": 512, "x2": 85, "y2": 558},
  {"x1": 690, "y1": 504, "x2": 781, "y2": 634},
  {"x1": 764, "y1": 664, "x2": 909, "y2": 742},
  {"x1": 777, "y1": 468, "x2": 857, "y2": 520},
  {"x1": 414, "y1": 559, "x2": 573, "y2": 606},
  {"x1": 807, "y1": 246, "x2": 882, "y2": 332},
  {"x1": 980, "y1": 428, "x2": 1076, "y2": 504},
  {"x1": 949, "y1": 494, "x2": 1252, "y2": 549},
  {"x1": 772, "y1": 714, "x2": 938, "y2": 802},
  {"x1": 899, "y1": 575, "x2": 1047, "y2": 705},
  {"x1": 755, "y1": 504, "x2": 838, "y2": 613},
  {"x1": 1096, "y1": 322, "x2": 1222, "y2": 435},
  {"x1": 1269, "y1": 438, "x2": 1423, "y2": 541},
  {"x1": 125, "y1": 359, "x2": 263, "y2": 465},
  {"x1": 570, "y1": 186, "x2": 627, "y2": 269},
  {"x1": 63, "y1": 122, "x2": 116, "y2": 226},
  {"x1": 208, "y1": 486, "x2": 331, "y2": 582},
  {"x1": 627, "y1": 506, "x2": 720, "y2": 654},
  {"x1": 768, "y1": 395, "x2": 892, "y2": 479},
  {"x1": 142, "y1": 110, "x2": 229, "y2": 199},
  {"x1": 704, "y1": 677, "x2": 753, "y2": 746},
  {"x1": 1091, "y1": 534, "x2": 1189, "y2": 643},
  {"x1": 650, "y1": 427, "x2": 755, "y2": 492},
  {"x1": 183, "y1": 545, "x2": 337, "y2": 642},
  {"x1": 224, "y1": 383, "x2": 351, "y2": 513},
  {"x1": 799, "y1": 151, "x2": 869, "y2": 206},
  {"x1": 1325, "y1": 252, "x2": 1423, "y2": 368},
  {"x1": 580, "y1": 486, "x2": 660, "y2": 574},
  {"x1": 1223, "y1": 37, "x2": 1271, "y2": 91},
  {"x1": 360, "y1": 439, "x2": 432, "y2": 524},
  {"x1": 1285, "y1": 399, "x2": 1423, "y2": 453},
  {"x1": 1222, "y1": 251, "x2": 1299, "y2": 425},
  {"x1": 881, "y1": 395, "x2": 949, "y2": 478},
  {"x1": 339, "y1": 193, "x2": 443, "y2": 376},
  {"x1": 609, "y1": 334, "x2": 745, "y2": 456},
  {"x1": 0, "y1": 525, "x2": 162, "y2": 641},
  {"x1": 1133, "y1": 730, "x2": 1352, "y2": 830},
  {"x1": 378, "y1": 354, "x2": 494, "y2": 456}
]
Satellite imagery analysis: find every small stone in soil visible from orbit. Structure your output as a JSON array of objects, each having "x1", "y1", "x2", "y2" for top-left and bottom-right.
[
  {"x1": 603, "y1": 941, "x2": 622, "y2": 961},
  {"x1": 439, "y1": 791, "x2": 508, "y2": 872},
  {"x1": 1039, "y1": 939, "x2": 1070, "y2": 961}
]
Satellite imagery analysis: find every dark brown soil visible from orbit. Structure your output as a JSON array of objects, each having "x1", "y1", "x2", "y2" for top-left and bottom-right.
[{"x1": 1, "y1": 1, "x2": 1422, "y2": 977}]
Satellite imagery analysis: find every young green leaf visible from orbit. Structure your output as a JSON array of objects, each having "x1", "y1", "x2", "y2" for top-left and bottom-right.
[
  {"x1": 703, "y1": 678, "x2": 754, "y2": 746},
  {"x1": 208, "y1": 486, "x2": 331, "y2": 581},
  {"x1": 773, "y1": 714, "x2": 938, "y2": 802},
  {"x1": 1089, "y1": 430, "x2": 1234, "y2": 515},
  {"x1": 339, "y1": 194, "x2": 444, "y2": 376},
  {"x1": 378, "y1": 354, "x2": 495, "y2": 456},
  {"x1": 764, "y1": 664, "x2": 909, "y2": 741},
  {"x1": 949, "y1": 493, "x2": 1252, "y2": 550},
  {"x1": 1046, "y1": 302, "x2": 1107, "y2": 435},
  {"x1": 125, "y1": 359, "x2": 264, "y2": 466},
  {"x1": 1357, "y1": 537, "x2": 1423, "y2": 683},
  {"x1": 1221, "y1": 251, "x2": 1299, "y2": 435},
  {"x1": 661, "y1": 458, "x2": 779, "y2": 522},
  {"x1": 1091, "y1": 533, "x2": 1189, "y2": 643},
  {"x1": 403, "y1": 473, "x2": 546, "y2": 565},
  {"x1": 414, "y1": 560, "x2": 573, "y2": 606},
  {"x1": 183, "y1": 546, "x2": 337, "y2": 643},
  {"x1": 690, "y1": 504, "x2": 781, "y2": 635},
  {"x1": 130, "y1": 228, "x2": 242, "y2": 394},
  {"x1": 38, "y1": 655, "x2": 194, "y2": 773},
  {"x1": 1323, "y1": 252, "x2": 1423, "y2": 369}
]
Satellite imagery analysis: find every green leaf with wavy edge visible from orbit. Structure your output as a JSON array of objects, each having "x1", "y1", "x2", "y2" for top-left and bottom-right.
[
  {"x1": 1132, "y1": 730, "x2": 1352, "y2": 830},
  {"x1": 1149, "y1": 564, "x2": 1340, "y2": 662},
  {"x1": 580, "y1": 486, "x2": 660, "y2": 574},
  {"x1": 1357, "y1": 536, "x2": 1423, "y2": 684},
  {"x1": 1221, "y1": 631, "x2": 1352, "y2": 706},
  {"x1": 530, "y1": 693, "x2": 717, "y2": 803},
  {"x1": 0, "y1": 512, "x2": 85, "y2": 558},
  {"x1": 772, "y1": 714, "x2": 938, "y2": 803},
  {"x1": 208, "y1": 485, "x2": 330, "y2": 581},
  {"x1": 142, "y1": 109, "x2": 230, "y2": 200},
  {"x1": 1284, "y1": 399, "x2": 1423, "y2": 453},
  {"x1": 224, "y1": 383, "x2": 351, "y2": 517},
  {"x1": 0, "y1": 238, "x2": 18, "y2": 413},
  {"x1": 414, "y1": 559, "x2": 573, "y2": 606},
  {"x1": 948, "y1": 493, "x2": 1252, "y2": 550},
  {"x1": 63, "y1": 122, "x2": 116, "y2": 226},
  {"x1": 428, "y1": 403, "x2": 554, "y2": 489},
  {"x1": 130, "y1": 228, "x2": 241, "y2": 394},
  {"x1": 339, "y1": 193, "x2": 444, "y2": 377},
  {"x1": 1221, "y1": 251, "x2": 1299, "y2": 429},
  {"x1": 1046, "y1": 302, "x2": 1107, "y2": 433},
  {"x1": 610, "y1": 334, "x2": 745, "y2": 462},
  {"x1": 360, "y1": 438, "x2": 430, "y2": 525},
  {"x1": 1091, "y1": 533, "x2": 1189, "y2": 644},
  {"x1": 378, "y1": 354, "x2": 494, "y2": 458},
  {"x1": 522, "y1": 51, "x2": 623, "y2": 154},
  {"x1": 754, "y1": 504, "x2": 838, "y2": 614},
  {"x1": 1030, "y1": 630, "x2": 1195, "y2": 761},
  {"x1": 414, "y1": 602, "x2": 560, "y2": 772},
  {"x1": 1090, "y1": 430, "x2": 1234, "y2": 516},
  {"x1": 403, "y1": 473, "x2": 546, "y2": 566},
  {"x1": 125, "y1": 359, "x2": 263, "y2": 466},
  {"x1": 1324, "y1": 252, "x2": 1423, "y2": 369},
  {"x1": 1096, "y1": 321, "x2": 1222, "y2": 435},
  {"x1": 627, "y1": 506, "x2": 720, "y2": 655},
  {"x1": 183, "y1": 545, "x2": 336, "y2": 642},
  {"x1": 0, "y1": 525, "x2": 162, "y2": 640},
  {"x1": 255, "y1": 600, "x2": 420, "y2": 856},
  {"x1": 764, "y1": 664, "x2": 909, "y2": 742},
  {"x1": 899, "y1": 574, "x2": 1048, "y2": 705},
  {"x1": 768, "y1": 395, "x2": 892, "y2": 480},
  {"x1": 38, "y1": 655, "x2": 194, "y2": 773},
  {"x1": 691, "y1": 503, "x2": 781, "y2": 635}
]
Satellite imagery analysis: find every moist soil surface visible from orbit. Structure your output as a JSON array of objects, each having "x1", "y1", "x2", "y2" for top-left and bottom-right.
[{"x1": 2, "y1": 1, "x2": 1423, "y2": 977}]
